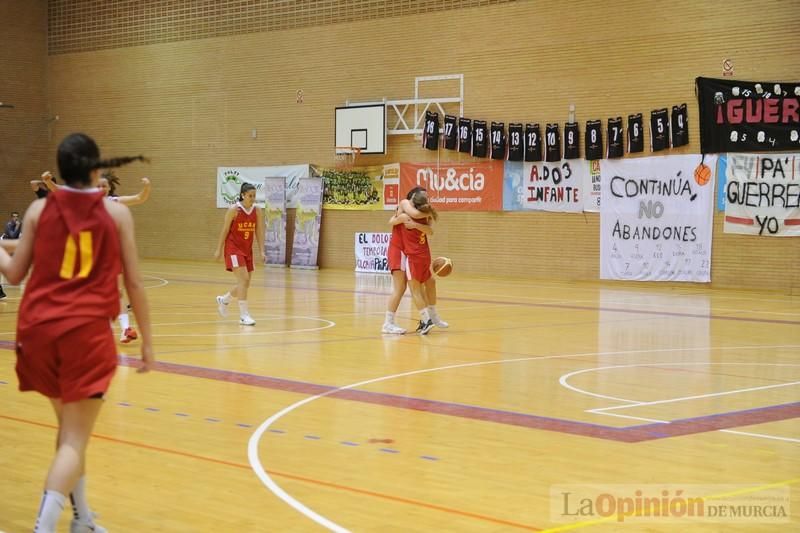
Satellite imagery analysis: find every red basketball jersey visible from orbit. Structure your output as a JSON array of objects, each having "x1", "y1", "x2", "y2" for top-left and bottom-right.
[
  {"x1": 224, "y1": 203, "x2": 258, "y2": 257},
  {"x1": 18, "y1": 188, "x2": 122, "y2": 330},
  {"x1": 389, "y1": 211, "x2": 404, "y2": 248},
  {"x1": 400, "y1": 216, "x2": 431, "y2": 258}
]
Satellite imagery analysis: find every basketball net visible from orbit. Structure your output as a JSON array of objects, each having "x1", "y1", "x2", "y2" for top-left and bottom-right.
[{"x1": 334, "y1": 146, "x2": 361, "y2": 169}]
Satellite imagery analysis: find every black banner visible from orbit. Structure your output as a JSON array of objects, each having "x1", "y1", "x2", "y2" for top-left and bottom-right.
[{"x1": 696, "y1": 76, "x2": 800, "y2": 154}]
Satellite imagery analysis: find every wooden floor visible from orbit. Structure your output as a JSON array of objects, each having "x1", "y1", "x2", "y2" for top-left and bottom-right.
[{"x1": 1, "y1": 260, "x2": 798, "y2": 532}]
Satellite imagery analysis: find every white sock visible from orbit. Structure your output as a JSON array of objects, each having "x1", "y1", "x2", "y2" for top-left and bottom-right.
[
  {"x1": 385, "y1": 311, "x2": 395, "y2": 324},
  {"x1": 70, "y1": 476, "x2": 93, "y2": 523},
  {"x1": 428, "y1": 305, "x2": 438, "y2": 318},
  {"x1": 420, "y1": 308, "x2": 430, "y2": 322},
  {"x1": 222, "y1": 292, "x2": 233, "y2": 304},
  {"x1": 238, "y1": 300, "x2": 249, "y2": 317},
  {"x1": 34, "y1": 490, "x2": 66, "y2": 532},
  {"x1": 118, "y1": 312, "x2": 130, "y2": 331}
]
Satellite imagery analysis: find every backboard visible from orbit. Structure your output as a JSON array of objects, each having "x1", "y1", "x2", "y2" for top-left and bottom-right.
[{"x1": 335, "y1": 104, "x2": 386, "y2": 154}]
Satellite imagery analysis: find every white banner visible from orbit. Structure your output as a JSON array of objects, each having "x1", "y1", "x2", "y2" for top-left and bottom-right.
[
  {"x1": 583, "y1": 159, "x2": 602, "y2": 212},
  {"x1": 517, "y1": 160, "x2": 590, "y2": 212},
  {"x1": 217, "y1": 165, "x2": 313, "y2": 208},
  {"x1": 354, "y1": 232, "x2": 391, "y2": 273},
  {"x1": 290, "y1": 178, "x2": 324, "y2": 269},
  {"x1": 263, "y1": 177, "x2": 287, "y2": 266},
  {"x1": 600, "y1": 155, "x2": 717, "y2": 282},
  {"x1": 723, "y1": 153, "x2": 800, "y2": 236}
]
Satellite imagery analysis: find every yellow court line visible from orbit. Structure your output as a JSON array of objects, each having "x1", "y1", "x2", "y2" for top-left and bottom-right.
[{"x1": 540, "y1": 478, "x2": 800, "y2": 532}]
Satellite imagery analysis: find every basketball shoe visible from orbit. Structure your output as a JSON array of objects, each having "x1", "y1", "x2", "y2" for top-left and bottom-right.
[
  {"x1": 120, "y1": 327, "x2": 138, "y2": 343},
  {"x1": 430, "y1": 310, "x2": 449, "y2": 328},
  {"x1": 240, "y1": 314, "x2": 256, "y2": 326},
  {"x1": 70, "y1": 519, "x2": 108, "y2": 533},
  {"x1": 216, "y1": 295, "x2": 228, "y2": 317},
  {"x1": 416, "y1": 319, "x2": 435, "y2": 335},
  {"x1": 381, "y1": 322, "x2": 406, "y2": 334}
]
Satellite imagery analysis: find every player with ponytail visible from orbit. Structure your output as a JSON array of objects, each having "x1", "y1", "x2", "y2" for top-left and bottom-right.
[
  {"x1": 0, "y1": 133, "x2": 154, "y2": 532},
  {"x1": 382, "y1": 186, "x2": 448, "y2": 335},
  {"x1": 41, "y1": 168, "x2": 152, "y2": 344},
  {"x1": 214, "y1": 182, "x2": 264, "y2": 326}
]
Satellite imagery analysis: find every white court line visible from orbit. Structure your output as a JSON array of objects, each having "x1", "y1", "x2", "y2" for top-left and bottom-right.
[
  {"x1": 719, "y1": 430, "x2": 800, "y2": 444},
  {"x1": 559, "y1": 362, "x2": 800, "y2": 444},
  {"x1": 141, "y1": 274, "x2": 169, "y2": 289},
  {"x1": 558, "y1": 362, "x2": 800, "y2": 413},
  {"x1": 590, "y1": 380, "x2": 800, "y2": 413},
  {"x1": 154, "y1": 316, "x2": 336, "y2": 338},
  {"x1": 249, "y1": 344, "x2": 800, "y2": 532},
  {"x1": 0, "y1": 318, "x2": 335, "y2": 339},
  {"x1": 589, "y1": 412, "x2": 669, "y2": 424},
  {"x1": 0, "y1": 274, "x2": 167, "y2": 306}
]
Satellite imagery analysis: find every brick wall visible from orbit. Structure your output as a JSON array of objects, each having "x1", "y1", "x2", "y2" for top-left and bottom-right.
[{"x1": 0, "y1": 0, "x2": 50, "y2": 221}]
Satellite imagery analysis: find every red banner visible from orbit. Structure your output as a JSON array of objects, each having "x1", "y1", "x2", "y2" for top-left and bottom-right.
[{"x1": 399, "y1": 161, "x2": 504, "y2": 211}]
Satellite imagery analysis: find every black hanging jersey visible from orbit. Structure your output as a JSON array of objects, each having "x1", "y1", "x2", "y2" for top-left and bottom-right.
[
  {"x1": 525, "y1": 123, "x2": 543, "y2": 162},
  {"x1": 607, "y1": 117, "x2": 624, "y2": 158},
  {"x1": 545, "y1": 123, "x2": 561, "y2": 162},
  {"x1": 585, "y1": 120, "x2": 603, "y2": 160},
  {"x1": 422, "y1": 111, "x2": 440, "y2": 151},
  {"x1": 564, "y1": 122, "x2": 580, "y2": 159},
  {"x1": 671, "y1": 103, "x2": 689, "y2": 147},
  {"x1": 490, "y1": 122, "x2": 506, "y2": 160},
  {"x1": 650, "y1": 108, "x2": 670, "y2": 152},
  {"x1": 507, "y1": 123, "x2": 524, "y2": 161},
  {"x1": 472, "y1": 120, "x2": 488, "y2": 158},
  {"x1": 627, "y1": 113, "x2": 644, "y2": 153},
  {"x1": 443, "y1": 115, "x2": 458, "y2": 150},
  {"x1": 458, "y1": 117, "x2": 472, "y2": 154}
]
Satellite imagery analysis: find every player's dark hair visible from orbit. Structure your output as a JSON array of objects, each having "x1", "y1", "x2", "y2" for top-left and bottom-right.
[
  {"x1": 406, "y1": 186, "x2": 426, "y2": 200},
  {"x1": 238, "y1": 182, "x2": 256, "y2": 201},
  {"x1": 57, "y1": 133, "x2": 147, "y2": 187},
  {"x1": 410, "y1": 189, "x2": 438, "y2": 221},
  {"x1": 100, "y1": 170, "x2": 121, "y2": 196}
]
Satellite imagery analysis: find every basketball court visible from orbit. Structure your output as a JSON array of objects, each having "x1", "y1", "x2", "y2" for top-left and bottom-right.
[
  {"x1": 1, "y1": 260, "x2": 797, "y2": 531},
  {"x1": 1, "y1": 3, "x2": 799, "y2": 531}
]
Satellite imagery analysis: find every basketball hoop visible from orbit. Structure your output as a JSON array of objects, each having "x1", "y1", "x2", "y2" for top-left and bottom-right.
[{"x1": 334, "y1": 146, "x2": 361, "y2": 169}]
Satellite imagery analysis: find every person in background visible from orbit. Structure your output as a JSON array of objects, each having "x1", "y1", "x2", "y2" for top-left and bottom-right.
[
  {"x1": 3, "y1": 211, "x2": 21, "y2": 239},
  {"x1": 0, "y1": 211, "x2": 23, "y2": 299},
  {"x1": 31, "y1": 173, "x2": 57, "y2": 198}
]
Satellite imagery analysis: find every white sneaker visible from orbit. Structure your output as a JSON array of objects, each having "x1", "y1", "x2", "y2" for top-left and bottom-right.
[
  {"x1": 70, "y1": 520, "x2": 108, "y2": 533},
  {"x1": 239, "y1": 315, "x2": 256, "y2": 326},
  {"x1": 381, "y1": 322, "x2": 406, "y2": 335},
  {"x1": 216, "y1": 296, "x2": 228, "y2": 317},
  {"x1": 432, "y1": 316, "x2": 449, "y2": 328}
]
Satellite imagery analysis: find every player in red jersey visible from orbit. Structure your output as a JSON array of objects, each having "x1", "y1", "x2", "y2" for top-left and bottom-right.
[
  {"x1": 214, "y1": 182, "x2": 264, "y2": 326},
  {"x1": 42, "y1": 169, "x2": 152, "y2": 343},
  {"x1": 399, "y1": 188, "x2": 438, "y2": 334},
  {"x1": 0, "y1": 133, "x2": 154, "y2": 533},
  {"x1": 381, "y1": 187, "x2": 449, "y2": 335},
  {"x1": 382, "y1": 203, "x2": 411, "y2": 334}
]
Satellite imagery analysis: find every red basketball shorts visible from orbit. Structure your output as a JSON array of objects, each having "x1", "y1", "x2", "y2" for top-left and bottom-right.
[
  {"x1": 387, "y1": 243, "x2": 407, "y2": 272},
  {"x1": 16, "y1": 317, "x2": 118, "y2": 403},
  {"x1": 405, "y1": 254, "x2": 432, "y2": 283},
  {"x1": 225, "y1": 253, "x2": 254, "y2": 272}
]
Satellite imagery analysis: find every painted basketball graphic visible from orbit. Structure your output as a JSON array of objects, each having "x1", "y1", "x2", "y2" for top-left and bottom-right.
[{"x1": 694, "y1": 163, "x2": 711, "y2": 186}]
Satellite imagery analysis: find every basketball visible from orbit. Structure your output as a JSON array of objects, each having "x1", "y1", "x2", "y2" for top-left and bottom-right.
[
  {"x1": 432, "y1": 256, "x2": 453, "y2": 277},
  {"x1": 694, "y1": 163, "x2": 711, "y2": 186}
]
